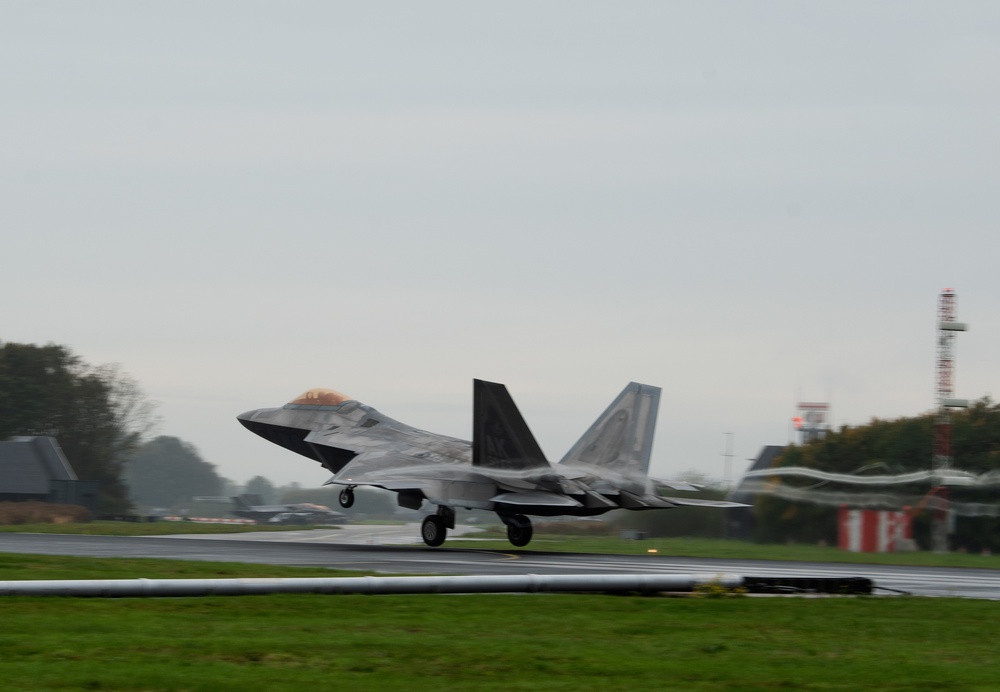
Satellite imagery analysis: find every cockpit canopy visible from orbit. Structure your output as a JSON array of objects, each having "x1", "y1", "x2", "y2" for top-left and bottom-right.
[{"x1": 287, "y1": 388, "x2": 354, "y2": 408}]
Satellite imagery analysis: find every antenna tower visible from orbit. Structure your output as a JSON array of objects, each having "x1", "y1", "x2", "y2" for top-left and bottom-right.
[
  {"x1": 931, "y1": 288, "x2": 968, "y2": 552},
  {"x1": 934, "y1": 289, "x2": 967, "y2": 470}
]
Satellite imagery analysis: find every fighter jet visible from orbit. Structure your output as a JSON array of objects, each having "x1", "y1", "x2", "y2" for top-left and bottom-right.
[
  {"x1": 237, "y1": 380, "x2": 744, "y2": 547},
  {"x1": 229, "y1": 493, "x2": 347, "y2": 524}
]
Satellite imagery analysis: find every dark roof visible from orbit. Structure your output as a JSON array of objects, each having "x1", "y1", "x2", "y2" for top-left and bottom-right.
[
  {"x1": 727, "y1": 445, "x2": 785, "y2": 503},
  {"x1": 0, "y1": 436, "x2": 77, "y2": 495}
]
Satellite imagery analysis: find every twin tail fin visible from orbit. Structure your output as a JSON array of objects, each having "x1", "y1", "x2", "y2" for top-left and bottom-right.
[
  {"x1": 558, "y1": 382, "x2": 660, "y2": 476},
  {"x1": 472, "y1": 379, "x2": 550, "y2": 472},
  {"x1": 472, "y1": 379, "x2": 660, "y2": 478}
]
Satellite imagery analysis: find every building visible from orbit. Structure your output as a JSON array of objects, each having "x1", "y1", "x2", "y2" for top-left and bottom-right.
[
  {"x1": 0, "y1": 436, "x2": 99, "y2": 512},
  {"x1": 725, "y1": 445, "x2": 785, "y2": 540}
]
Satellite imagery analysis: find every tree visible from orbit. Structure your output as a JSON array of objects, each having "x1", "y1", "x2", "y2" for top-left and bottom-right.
[
  {"x1": 0, "y1": 342, "x2": 159, "y2": 513},
  {"x1": 125, "y1": 436, "x2": 223, "y2": 509},
  {"x1": 753, "y1": 399, "x2": 1000, "y2": 550},
  {"x1": 243, "y1": 476, "x2": 277, "y2": 505}
]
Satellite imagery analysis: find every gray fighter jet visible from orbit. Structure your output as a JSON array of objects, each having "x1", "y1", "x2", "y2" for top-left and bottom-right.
[
  {"x1": 237, "y1": 380, "x2": 744, "y2": 547},
  {"x1": 229, "y1": 493, "x2": 347, "y2": 524}
]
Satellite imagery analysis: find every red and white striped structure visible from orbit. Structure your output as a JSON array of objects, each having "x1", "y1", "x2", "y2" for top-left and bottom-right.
[
  {"x1": 930, "y1": 289, "x2": 968, "y2": 552},
  {"x1": 838, "y1": 507, "x2": 912, "y2": 553}
]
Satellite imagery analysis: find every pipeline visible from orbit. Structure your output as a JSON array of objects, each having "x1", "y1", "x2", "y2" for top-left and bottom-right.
[{"x1": 0, "y1": 573, "x2": 743, "y2": 598}]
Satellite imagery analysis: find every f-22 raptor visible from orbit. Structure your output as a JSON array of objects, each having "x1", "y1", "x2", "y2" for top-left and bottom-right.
[
  {"x1": 238, "y1": 380, "x2": 743, "y2": 547},
  {"x1": 229, "y1": 494, "x2": 346, "y2": 525}
]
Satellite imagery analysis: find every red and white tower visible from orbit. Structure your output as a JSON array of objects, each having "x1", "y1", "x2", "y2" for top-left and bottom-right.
[
  {"x1": 934, "y1": 289, "x2": 968, "y2": 470},
  {"x1": 931, "y1": 288, "x2": 968, "y2": 552}
]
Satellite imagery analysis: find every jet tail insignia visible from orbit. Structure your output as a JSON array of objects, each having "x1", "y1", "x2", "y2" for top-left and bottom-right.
[
  {"x1": 558, "y1": 382, "x2": 660, "y2": 475},
  {"x1": 472, "y1": 379, "x2": 550, "y2": 472}
]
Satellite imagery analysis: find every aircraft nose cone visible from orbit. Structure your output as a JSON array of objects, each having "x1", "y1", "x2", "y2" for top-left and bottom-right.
[
  {"x1": 237, "y1": 409, "x2": 263, "y2": 429},
  {"x1": 238, "y1": 406, "x2": 282, "y2": 432}
]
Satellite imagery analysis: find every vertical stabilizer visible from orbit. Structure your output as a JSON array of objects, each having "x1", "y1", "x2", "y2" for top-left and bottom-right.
[
  {"x1": 558, "y1": 382, "x2": 660, "y2": 475},
  {"x1": 233, "y1": 494, "x2": 263, "y2": 509},
  {"x1": 472, "y1": 379, "x2": 550, "y2": 471}
]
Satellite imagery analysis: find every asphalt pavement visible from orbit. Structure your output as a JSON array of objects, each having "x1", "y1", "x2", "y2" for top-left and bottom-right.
[{"x1": 1, "y1": 528, "x2": 999, "y2": 599}]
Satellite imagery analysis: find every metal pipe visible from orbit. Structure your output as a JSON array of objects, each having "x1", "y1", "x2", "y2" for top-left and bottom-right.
[{"x1": 0, "y1": 573, "x2": 743, "y2": 598}]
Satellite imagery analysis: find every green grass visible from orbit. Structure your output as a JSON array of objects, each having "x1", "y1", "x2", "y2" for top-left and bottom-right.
[
  {"x1": 0, "y1": 521, "x2": 328, "y2": 536},
  {"x1": 0, "y1": 552, "x2": 364, "y2": 581},
  {"x1": 0, "y1": 553, "x2": 998, "y2": 690}
]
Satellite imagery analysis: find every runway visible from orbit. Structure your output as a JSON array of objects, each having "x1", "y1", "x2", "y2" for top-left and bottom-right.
[{"x1": 2, "y1": 527, "x2": 1000, "y2": 599}]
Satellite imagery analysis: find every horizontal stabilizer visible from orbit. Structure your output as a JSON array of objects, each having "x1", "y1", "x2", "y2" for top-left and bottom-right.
[
  {"x1": 651, "y1": 478, "x2": 702, "y2": 492},
  {"x1": 659, "y1": 496, "x2": 750, "y2": 508},
  {"x1": 618, "y1": 490, "x2": 674, "y2": 509},
  {"x1": 581, "y1": 490, "x2": 619, "y2": 509},
  {"x1": 490, "y1": 491, "x2": 582, "y2": 508},
  {"x1": 473, "y1": 379, "x2": 550, "y2": 472},
  {"x1": 559, "y1": 382, "x2": 660, "y2": 475}
]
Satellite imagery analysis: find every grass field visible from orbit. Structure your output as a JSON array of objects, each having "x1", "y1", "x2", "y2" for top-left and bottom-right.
[
  {"x1": 0, "y1": 553, "x2": 998, "y2": 691},
  {"x1": 0, "y1": 521, "x2": 321, "y2": 536}
]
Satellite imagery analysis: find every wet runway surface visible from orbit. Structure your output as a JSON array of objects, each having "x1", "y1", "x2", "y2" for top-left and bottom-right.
[{"x1": 2, "y1": 529, "x2": 1000, "y2": 599}]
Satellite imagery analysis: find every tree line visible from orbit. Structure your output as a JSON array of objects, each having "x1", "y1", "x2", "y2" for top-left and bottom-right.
[
  {"x1": 753, "y1": 399, "x2": 1000, "y2": 551},
  {"x1": 0, "y1": 342, "x2": 158, "y2": 513},
  {"x1": 0, "y1": 341, "x2": 335, "y2": 515}
]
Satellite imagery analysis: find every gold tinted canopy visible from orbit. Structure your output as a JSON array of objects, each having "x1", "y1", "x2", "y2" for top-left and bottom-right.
[{"x1": 288, "y1": 388, "x2": 353, "y2": 407}]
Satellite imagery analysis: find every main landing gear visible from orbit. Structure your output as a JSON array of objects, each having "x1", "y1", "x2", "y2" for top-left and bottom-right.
[
  {"x1": 419, "y1": 508, "x2": 533, "y2": 548},
  {"x1": 338, "y1": 487, "x2": 355, "y2": 509},
  {"x1": 421, "y1": 506, "x2": 455, "y2": 547},
  {"x1": 501, "y1": 514, "x2": 533, "y2": 547}
]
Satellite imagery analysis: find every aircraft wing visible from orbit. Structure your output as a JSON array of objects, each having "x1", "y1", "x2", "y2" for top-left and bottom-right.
[
  {"x1": 302, "y1": 423, "x2": 470, "y2": 481},
  {"x1": 658, "y1": 496, "x2": 750, "y2": 508},
  {"x1": 304, "y1": 426, "x2": 502, "y2": 509},
  {"x1": 490, "y1": 491, "x2": 583, "y2": 508}
]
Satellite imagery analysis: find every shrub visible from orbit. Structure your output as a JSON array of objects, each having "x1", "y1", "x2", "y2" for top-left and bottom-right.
[{"x1": 0, "y1": 501, "x2": 91, "y2": 525}]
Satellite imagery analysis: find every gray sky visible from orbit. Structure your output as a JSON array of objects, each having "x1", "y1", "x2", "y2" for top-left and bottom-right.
[{"x1": 3, "y1": 2, "x2": 998, "y2": 488}]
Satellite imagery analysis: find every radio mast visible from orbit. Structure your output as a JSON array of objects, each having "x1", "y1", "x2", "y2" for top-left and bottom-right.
[{"x1": 931, "y1": 288, "x2": 968, "y2": 552}]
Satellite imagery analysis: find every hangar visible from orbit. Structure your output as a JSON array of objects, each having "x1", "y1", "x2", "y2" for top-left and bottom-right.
[
  {"x1": 726, "y1": 445, "x2": 785, "y2": 540},
  {"x1": 0, "y1": 436, "x2": 99, "y2": 512}
]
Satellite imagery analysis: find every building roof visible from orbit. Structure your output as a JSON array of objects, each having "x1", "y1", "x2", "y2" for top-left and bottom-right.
[
  {"x1": 727, "y1": 444, "x2": 785, "y2": 504},
  {"x1": 0, "y1": 436, "x2": 77, "y2": 495}
]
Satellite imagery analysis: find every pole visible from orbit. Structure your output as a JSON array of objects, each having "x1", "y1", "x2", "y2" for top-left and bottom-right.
[{"x1": 722, "y1": 432, "x2": 734, "y2": 489}]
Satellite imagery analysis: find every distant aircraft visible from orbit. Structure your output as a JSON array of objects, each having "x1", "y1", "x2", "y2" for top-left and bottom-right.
[
  {"x1": 229, "y1": 493, "x2": 346, "y2": 525},
  {"x1": 238, "y1": 380, "x2": 744, "y2": 547}
]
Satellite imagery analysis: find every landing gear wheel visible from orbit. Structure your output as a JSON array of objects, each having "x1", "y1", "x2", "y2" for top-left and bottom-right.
[
  {"x1": 421, "y1": 515, "x2": 447, "y2": 547},
  {"x1": 506, "y1": 515, "x2": 533, "y2": 547},
  {"x1": 338, "y1": 487, "x2": 355, "y2": 509}
]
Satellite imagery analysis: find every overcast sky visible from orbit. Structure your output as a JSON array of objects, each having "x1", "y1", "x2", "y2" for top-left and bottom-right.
[{"x1": 3, "y1": 2, "x2": 998, "y2": 489}]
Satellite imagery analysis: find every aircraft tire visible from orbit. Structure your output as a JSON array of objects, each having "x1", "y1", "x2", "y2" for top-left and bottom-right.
[
  {"x1": 506, "y1": 515, "x2": 533, "y2": 547},
  {"x1": 421, "y1": 515, "x2": 447, "y2": 547},
  {"x1": 338, "y1": 488, "x2": 355, "y2": 509}
]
